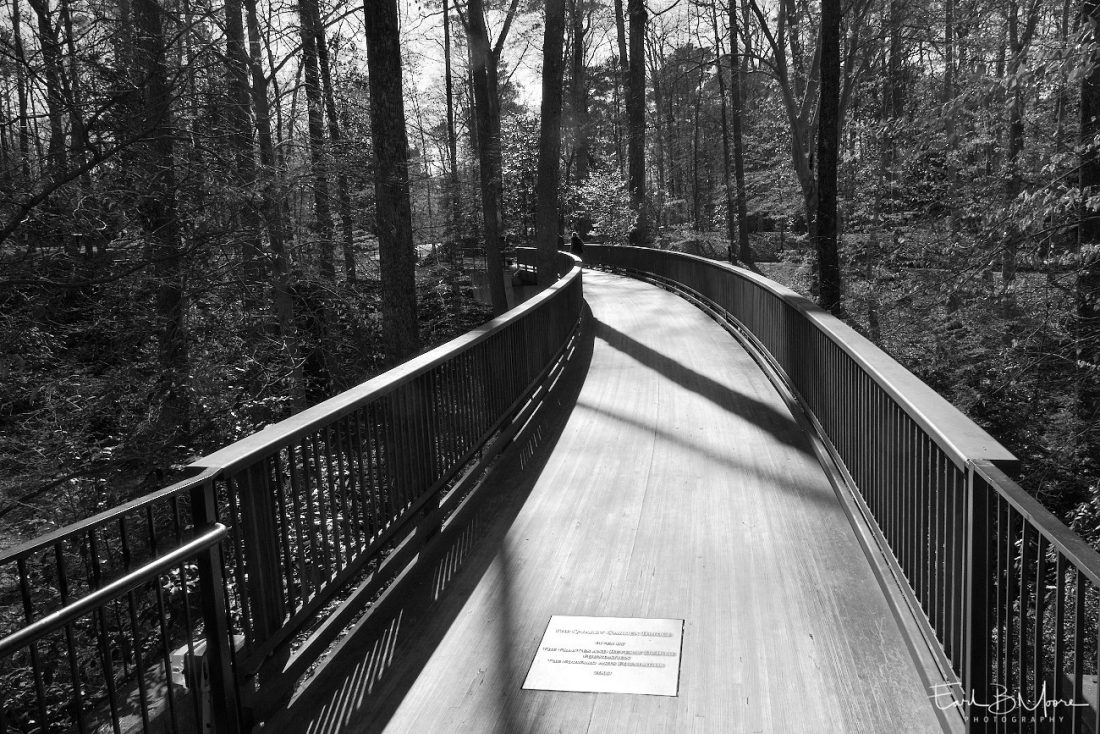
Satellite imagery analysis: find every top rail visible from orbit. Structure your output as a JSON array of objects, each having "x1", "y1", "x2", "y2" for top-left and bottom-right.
[
  {"x1": 586, "y1": 245, "x2": 1014, "y2": 471},
  {"x1": 587, "y1": 245, "x2": 1100, "y2": 734},
  {"x1": 1, "y1": 251, "x2": 582, "y2": 733},
  {"x1": 193, "y1": 252, "x2": 582, "y2": 477},
  {"x1": 0, "y1": 524, "x2": 227, "y2": 659}
]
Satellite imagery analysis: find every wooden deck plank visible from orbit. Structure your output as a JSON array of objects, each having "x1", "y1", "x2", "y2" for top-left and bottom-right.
[{"x1": 263, "y1": 269, "x2": 950, "y2": 734}]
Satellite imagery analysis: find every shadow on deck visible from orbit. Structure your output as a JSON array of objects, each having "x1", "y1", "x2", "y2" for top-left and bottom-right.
[{"x1": 261, "y1": 270, "x2": 955, "y2": 734}]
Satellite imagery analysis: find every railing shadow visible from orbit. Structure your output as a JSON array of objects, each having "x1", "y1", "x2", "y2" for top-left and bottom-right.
[
  {"x1": 261, "y1": 304, "x2": 597, "y2": 734},
  {"x1": 591, "y1": 315, "x2": 814, "y2": 456}
]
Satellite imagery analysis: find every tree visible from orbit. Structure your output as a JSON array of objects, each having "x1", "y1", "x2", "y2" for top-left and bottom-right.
[
  {"x1": 364, "y1": 0, "x2": 420, "y2": 364},
  {"x1": 536, "y1": 0, "x2": 568, "y2": 285},
  {"x1": 710, "y1": 2, "x2": 737, "y2": 262},
  {"x1": 728, "y1": 0, "x2": 751, "y2": 264},
  {"x1": 224, "y1": 0, "x2": 263, "y2": 307},
  {"x1": 816, "y1": 0, "x2": 841, "y2": 314},
  {"x1": 297, "y1": 0, "x2": 335, "y2": 280},
  {"x1": 133, "y1": 0, "x2": 187, "y2": 432},
  {"x1": 1079, "y1": 0, "x2": 1100, "y2": 482},
  {"x1": 627, "y1": 0, "x2": 647, "y2": 241},
  {"x1": 460, "y1": 0, "x2": 522, "y2": 315}
]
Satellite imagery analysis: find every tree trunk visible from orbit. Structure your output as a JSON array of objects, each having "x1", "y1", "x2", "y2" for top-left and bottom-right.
[
  {"x1": 225, "y1": 0, "x2": 264, "y2": 308},
  {"x1": 311, "y1": 7, "x2": 356, "y2": 282},
  {"x1": 297, "y1": 0, "x2": 334, "y2": 279},
  {"x1": 1002, "y1": 0, "x2": 1041, "y2": 283},
  {"x1": 692, "y1": 90, "x2": 702, "y2": 231},
  {"x1": 571, "y1": 0, "x2": 590, "y2": 192},
  {"x1": 26, "y1": 0, "x2": 65, "y2": 177},
  {"x1": 464, "y1": 0, "x2": 510, "y2": 314},
  {"x1": 614, "y1": 0, "x2": 629, "y2": 178},
  {"x1": 444, "y1": 0, "x2": 461, "y2": 274},
  {"x1": 364, "y1": 0, "x2": 420, "y2": 363},
  {"x1": 711, "y1": 3, "x2": 736, "y2": 262},
  {"x1": 536, "y1": 0, "x2": 567, "y2": 285},
  {"x1": 729, "y1": 0, "x2": 751, "y2": 264},
  {"x1": 133, "y1": 0, "x2": 188, "y2": 432},
  {"x1": 627, "y1": 0, "x2": 647, "y2": 242},
  {"x1": 245, "y1": 0, "x2": 303, "y2": 405},
  {"x1": 1078, "y1": 0, "x2": 1100, "y2": 495},
  {"x1": 11, "y1": 0, "x2": 31, "y2": 179},
  {"x1": 816, "y1": 0, "x2": 842, "y2": 314},
  {"x1": 59, "y1": 0, "x2": 90, "y2": 194}
]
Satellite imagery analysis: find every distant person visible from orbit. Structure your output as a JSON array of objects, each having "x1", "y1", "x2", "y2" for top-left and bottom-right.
[{"x1": 570, "y1": 230, "x2": 584, "y2": 257}]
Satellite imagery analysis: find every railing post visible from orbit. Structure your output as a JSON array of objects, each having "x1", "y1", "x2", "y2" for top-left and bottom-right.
[
  {"x1": 964, "y1": 461, "x2": 993, "y2": 734},
  {"x1": 191, "y1": 475, "x2": 242, "y2": 734}
]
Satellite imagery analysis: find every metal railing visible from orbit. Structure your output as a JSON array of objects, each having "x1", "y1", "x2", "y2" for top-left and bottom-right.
[
  {"x1": 588, "y1": 244, "x2": 1100, "y2": 734},
  {"x1": 0, "y1": 251, "x2": 582, "y2": 733}
]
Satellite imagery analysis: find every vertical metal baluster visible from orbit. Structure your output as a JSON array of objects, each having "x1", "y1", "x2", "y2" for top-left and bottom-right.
[
  {"x1": 332, "y1": 421, "x2": 352, "y2": 557},
  {"x1": 146, "y1": 505, "x2": 180, "y2": 734},
  {"x1": 406, "y1": 383, "x2": 421, "y2": 502},
  {"x1": 271, "y1": 453, "x2": 296, "y2": 610},
  {"x1": 1094, "y1": 609, "x2": 1100, "y2": 734},
  {"x1": 945, "y1": 460, "x2": 954, "y2": 655},
  {"x1": 279, "y1": 449, "x2": 306, "y2": 605},
  {"x1": 416, "y1": 379, "x2": 430, "y2": 499},
  {"x1": 370, "y1": 400, "x2": 388, "y2": 524},
  {"x1": 344, "y1": 415, "x2": 364, "y2": 550},
  {"x1": 1073, "y1": 567, "x2": 1085, "y2": 733},
  {"x1": 319, "y1": 426, "x2": 344, "y2": 570},
  {"x1": 88, "y1": 530, "x2": 122, "y2": 734},
  {"x1": 945, "y1": 462, "x2": 956, "y2": 664},
  {"x1": 382, "y1": 395, "x2": 397, "y2": 522},
  {"x1": 177, "y1": 553, "x2": 203, "y2": 729},
  {"x1": 906, "y1": 420, "x2": 916, "y2": 594},
  {"x1": 53, "y1": 541, "x2": 88, "y2": 733},
  {"x1": 1003, "y1": 504, "x2": 1015, "y2": 733},
  {"x1": 459, "y1": 353, "x2": 473, "y2": 457},
  {"x1": 399, "y1": 388, "x2": 414, "y2": 510},
  {"x1": 118, "y1": 521, "x2": 152, "y2": 733},
  {"x1": 1032, "y1": 535, "x2": 1047, "y2": 734},
  {"x1": 357, "y1": 408, "x2": 379, "y2": 538},
  {"x1": 993, "y1": 495, "x2": 1004, "y2": 709},
  {"x1": 428, "y1": 372, "x2": 441, "y2": 490},
  {"x1": 428, "y1": 372, "x2": 442, "y2": 491},
  {"x1": 931, "y1": 450, "x2": 943, "y2": 642},
  {"x1": 171, "y1": 492, "x2": 201, "y2": 727},
  {"x1": 291, "y1": 443, "x2": 317, "y2": 597},
  {"x1": 955, "y1": 468, "x2": 967, "y2": 673},
  {"x1": 17, "y1": 558, "x2": 50, "y2": 733},
  {"x1": 309, "y1": 433, "x2": 334, "y2": 577},
  {"x1": 1053, "y1": 553, "x2": 1066, "y2": 734},
  {"x1": 224, "y1": 477, "x2": 254, "y2": 643},
  {"x1": 1019, "y1": 522, "x2": 1032, "y2": 727},
  {"x1": 900, "y1": 415, "x2": 911, "y2": 583},
  {"x1": 442, "y1": 364, "x2": 455, "y2": 471},
  {"x1": 917, "y1": 434, "x2": 928, "y2": 616}
]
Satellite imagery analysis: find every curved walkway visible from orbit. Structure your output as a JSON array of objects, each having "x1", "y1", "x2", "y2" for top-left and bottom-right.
[{"x1": 262, "y1": 269, "x2": 949, "y2": 733}]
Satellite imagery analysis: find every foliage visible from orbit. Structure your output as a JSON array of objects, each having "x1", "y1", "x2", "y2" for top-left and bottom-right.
[{"x1": 570, "y1": 165, "x2": 636, "y2": 243}]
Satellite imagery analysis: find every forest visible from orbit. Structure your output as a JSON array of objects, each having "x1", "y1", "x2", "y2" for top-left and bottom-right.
[{"x1": 2, "y1": 0, "x2": 1100, "y2": 553}]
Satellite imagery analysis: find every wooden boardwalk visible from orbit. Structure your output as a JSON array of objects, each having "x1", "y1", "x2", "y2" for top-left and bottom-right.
[{"x1": 262, "y1": 269, "x2": 955, "y2": 734}]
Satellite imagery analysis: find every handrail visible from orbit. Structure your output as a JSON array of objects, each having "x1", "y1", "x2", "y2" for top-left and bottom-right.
[
  {"x1": 0, "y1": 524, "x2": 227, "y2": 659},
  {"x1": 0, "y1": 468, "x2": 220, "y2": 564},
  {"x1": 587, "y1": 245, "x2": 1100, "y2": 733},
  {"x1": 0, "y1": 251, "x2": 582, "y2": 733},
  {"x1": 192, "y1": 252, "x2": 582, "y2": 477},
  {"x1": 585, "y1": 245, "x2": 1015, "y2": 471}
]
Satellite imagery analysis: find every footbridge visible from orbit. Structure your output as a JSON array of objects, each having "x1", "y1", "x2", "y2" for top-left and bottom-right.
[{"x1": 2, "y1": 247, "x2": 1098, "y2": 734}]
